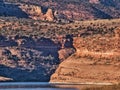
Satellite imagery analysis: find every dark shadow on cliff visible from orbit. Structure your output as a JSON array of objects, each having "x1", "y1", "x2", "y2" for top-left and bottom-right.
[
  {"x1": 0, "y1": 35, "x2": 18, "y2": 47},
  {"x1": 64, "y1": 34, "x2": 74, "y2": 48},
  {"x1": 0, "y1": 36, "x2": 61, "y2": 82},
  {"x1": 0, "y1": 63, "x2": 57, "y2": 82},
  {"x1": 92, "y1": 6, "x2": 112, "y2": 19},
  {"x1": 100, "y1": 0, "x2": 116, "y2": 7},
  {"x1": 18, "y1": 36, "x2": 61, "y2": 65},
  {"x1": 0, "y1": 0, "x2": 28, "y2": 18},
  {"x1": 0, "y1": 35, "x2": 76, "y2": 82},
  {"x1": 64, "y1": 34, "x2": 76, "y2": 52},
  {"x1": 0, "y1": 64, "x2": 54, "y2": 82}
]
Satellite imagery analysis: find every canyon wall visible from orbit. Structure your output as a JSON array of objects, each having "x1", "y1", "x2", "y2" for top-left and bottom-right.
[{"x1": 50, "y1": 29, "x2": 120, "y2": 84}]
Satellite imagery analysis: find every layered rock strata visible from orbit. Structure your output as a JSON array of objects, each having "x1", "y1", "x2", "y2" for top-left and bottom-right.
[{"x1": 50, "y1": 29, "x2": 120, "y2": 84}]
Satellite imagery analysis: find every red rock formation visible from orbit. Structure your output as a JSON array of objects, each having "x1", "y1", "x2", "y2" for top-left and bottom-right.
[
  {"x1": 74, "y1": 36, "x2": 120, "y2": 60},
  {"x1": 50, "y1": 29, "x2": 120, "y2": 84},
  {"x1": 19, "y1": 4, "x2": 55, "y2": 21},
  {"x1": 89, "y1": 0, "x2": 100, "y2": 4},
  {"x1": 44, "y1": 8, "x2": 54, "y2": 21}
]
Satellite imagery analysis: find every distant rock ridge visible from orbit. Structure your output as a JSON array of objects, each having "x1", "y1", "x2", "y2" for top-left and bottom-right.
[
  {"x1": 2, "y1": 0, "x2": 120, "y2": 20},
  {"x1": 19, "y1": 4, "x2": 55, "y2": 21}
]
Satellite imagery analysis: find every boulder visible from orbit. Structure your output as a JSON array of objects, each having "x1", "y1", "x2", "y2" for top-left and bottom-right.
[{"x1": 0, "y1": 76, "x2": 13, "y2": 81}]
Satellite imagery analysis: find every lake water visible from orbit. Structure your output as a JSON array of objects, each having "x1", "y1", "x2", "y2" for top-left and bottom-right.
[{"x1": 0, "y1": 82, "x2": 79, "y2": 90}]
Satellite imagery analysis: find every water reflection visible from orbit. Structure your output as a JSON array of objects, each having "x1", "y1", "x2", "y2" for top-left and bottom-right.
[
  {"x1": 0, "y1": 82, "x2": 78, "y2": 90},
  {"x1": 0, "y1": 88, "x2": 77, "y2": 90}
]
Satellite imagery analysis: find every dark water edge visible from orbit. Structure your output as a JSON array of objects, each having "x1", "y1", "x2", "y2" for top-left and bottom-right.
[{"x1": 0, "y1": 82, "x2": 79, "y2": 90}]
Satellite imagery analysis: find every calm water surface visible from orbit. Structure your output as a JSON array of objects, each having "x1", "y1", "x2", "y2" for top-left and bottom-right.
[{"x1": 0, "y1": 82, "x2": 79, "y2": 90}]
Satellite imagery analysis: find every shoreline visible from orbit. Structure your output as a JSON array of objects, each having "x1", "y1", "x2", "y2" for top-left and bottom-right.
[{"x1": 50, "y1": 82, "x2": 115, "y2": 85}]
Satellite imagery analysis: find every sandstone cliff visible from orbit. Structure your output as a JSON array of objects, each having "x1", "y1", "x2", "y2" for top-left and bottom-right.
[
  {"x1": 44, "y1": 8, "x2": 54, "y2": 21},
  {"x1": 50, "y1": 29, "x2": 120, "y2": 84}
]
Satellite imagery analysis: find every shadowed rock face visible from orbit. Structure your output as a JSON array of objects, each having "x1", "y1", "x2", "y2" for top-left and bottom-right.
[
  {"x1": 0, "y1": 64, "x2": 56, "y2": 82},
  {"x1": 91, "y1": 6, "x2": 112, "y2": 19},
  {"x1": 0, "y1": 34, "x2": 75, "y2": 82},
  {"x1": 0, "y1": 1, "x2": 29, "y2": 18},
  {"x1": 100, "y1": 0, "x2": 116, "y2": 6},
  {"x1": 0, "y1": 36, "x2": 59, "y2": 82}
]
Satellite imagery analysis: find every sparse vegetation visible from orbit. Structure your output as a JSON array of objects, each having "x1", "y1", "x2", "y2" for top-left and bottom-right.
[
  {"x1": 0, "y1": 16, "x2": 120, "y2": 82},
  {"x1": 0, "y1": 17, "x2": 120, "y2": 39}
]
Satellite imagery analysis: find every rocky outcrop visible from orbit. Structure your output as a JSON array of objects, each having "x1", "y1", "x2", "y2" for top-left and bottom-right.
[
  {"x1": 50, "y1": 29, "x2": 120, "y2": 84},
  {"x1": 44, "y1": 8, "x2": 54, "y2": 21},
  {"x1": 19, "y1": 4, "x2": 54, "y2": 21},
  {"x1": 89, "y1": 0, "x2": 100, "y2": 4},
  {"x1": 72, "y1": 28, "x2": 120, "y2": 61},
  {"x1": 0, "y1": 76, "x2": 13, "y2": 81},
  {"x1": 73, "y1": 37, "x2": 120, "y2": 61}
]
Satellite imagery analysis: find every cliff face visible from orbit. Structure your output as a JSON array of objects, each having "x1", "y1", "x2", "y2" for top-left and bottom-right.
[
  {"x1": 0, "y1": 15, "x2": 120, "y2": 82},
  {"x1": 0, "y1": 33, "x2": 75, "y2": 81},
  {"x1": 50, "y1": 29, "x2": 120, "y2": 84},
  {"x1": 0, "y1": 36, "x2": 60, "y2": 81},
  {"x1": 7, "y1": 0, "x2": 120, "y2": 20},
  {"x1": 73, "y1": 37, "x2": 120, "y2": 62}
]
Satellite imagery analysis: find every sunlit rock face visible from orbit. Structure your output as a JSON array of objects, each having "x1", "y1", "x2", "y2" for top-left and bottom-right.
[
  {"x1": 0, "y1": 0, "x2": 55, "y2": 21},
  {"x1": 89, "y1": 0, "x2": 100, "y2": 4},
  {"x1": 50, "y1": 29, "x2": 120, "y2": 84},
  {"x1": 19, "y1": 4, "x2": 55, "y2": 21}
]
